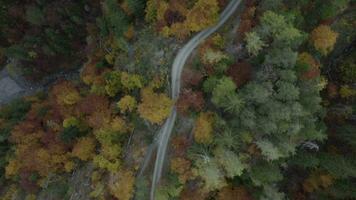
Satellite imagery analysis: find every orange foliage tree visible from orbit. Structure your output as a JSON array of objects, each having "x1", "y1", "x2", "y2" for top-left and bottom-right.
[
  {"x1": 6, "y1": 102, "x2": 75, "y2": 191},
  {"x1": 76, "y1": 94, "x2": 111, "y2": 129},
  {"x1": 170, "y1": 157, "x2": 193, "y2": 184},
  {"x1": 217, "y1": 186, "x2": 253, "y2": 200},
  {"x1": 51, "y1": 81, "x2": 81, "y2": 106},
  {"x1": 303, "y1": 171, "x2": 334, "y2": 193}
]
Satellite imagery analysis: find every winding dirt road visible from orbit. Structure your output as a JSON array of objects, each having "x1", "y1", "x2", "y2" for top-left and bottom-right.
[{"x1": 150, "y1": 1, "x2": 242, "y2": 198}]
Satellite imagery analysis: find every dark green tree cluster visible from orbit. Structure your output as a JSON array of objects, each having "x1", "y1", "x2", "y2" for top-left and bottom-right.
[
  {"x1": 281, "y1": 0, "x2": 352, "y2": 29},
  {"x1": 0, "y1": 0, "x2": 101, "y2": 80},
  {"x1": 187, "y1": 5, "x2": 327, "y2": 199},
  {"x1": 286, "y1": 83, "x2": 356, "y2": 199},
  {"x1": 251, "y1": 1, "x2": 355, "y2": 199}
]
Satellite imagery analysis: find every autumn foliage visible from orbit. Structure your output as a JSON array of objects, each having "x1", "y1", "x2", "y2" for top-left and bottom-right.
[
  {"x1": 146, "y1": 0, "x2": 220, "y2": 39},
  {"x1": 302, "y1": 171, "x2": 334, "y2": 193},
  {"x1": 6, "y1": 104, "x2": 74, "y2": 191},
  {"x1": 226, "y1": 61, "x2": 252, "y2": 88},
  {"x1": 298, "y1": 52, "x2": 321, "y2": 80},
  {"x1": 217, "y1": 186, "x2": 253, "y2": 200},
  {"x1": 238, "y1": 2, "x2": 257, "y2": 40},
  {"x1": 117, "y1": 95, "x2": 137, "y2": 113},
  {"x1": 177, "y1": 89, "x2": 205, "y2": 115},
  {"x1": 51, "y1": 80, "x2": 81, "y2": 106},
  {"x1": 310, "y1": 25, "x2": 338, "y2": 55},
  {"x1": 193, "y1": 112, "x2": 215, "y2": 144},
  {"x1": 138, "y1": 86, "x2": 173, "y2": 124},
  {"x1": 108, "y1": 169, "x2": 135, "y2": 200},
  {"x1": 181, "y1": 68, "x2": 204, "y2": 87},
  {"x1": 71, "y1": 136, "x2": 96, "y2": 161},
  {"x1": 170, "y1": 157, "x2": 193, "y2": 184}
]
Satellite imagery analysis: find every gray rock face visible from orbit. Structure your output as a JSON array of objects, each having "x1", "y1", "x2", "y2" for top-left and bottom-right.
[{"x1": 0, "y1": 76, "x2": 24, "y2": 104}]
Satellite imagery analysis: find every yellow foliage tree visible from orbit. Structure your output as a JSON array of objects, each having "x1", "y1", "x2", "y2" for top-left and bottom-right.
[
  {"x1": 109, "y1": 169, "x2": 135, "y2": 200},
  {"x1": 93, "y1": 154, "x2": 121, "y2": 172},
  {"x1": 163, "y1": 0, "x2": 219, "y2": 38},
  {"x1": 310, "y1": 25, "x2": 338, "y2": 55},
  {"x1": 184, "y1": 0, "x2": 219, "y2": 32},
  {"x1": 339, "y1": 85, "x2": 356, "y2": 98},
  {"x1": 120, "y1": 72, "x2": 143, "y2": 91},
  {"x1": 64, "y1": 160, "x2": 75, "y2": 172},
  {"x1": 5, "y1": 159, "x2": 20, "y2": 178},
  {"x1": 104, "y1": 71, "x2": 122, "y2": 97},
  {"x1": 194, "y1": 112, "x2": 215, "y2": 144},
  {"x1": 72, "y1": 137, "x2": 96, "y2": 161},
  {"x1": 117, "y1": 95, "x2": 137, "y2": 113},
  {"x1": 6, "y1": 108, "x2": 75, "y2": 180},
  {"x1": 93, "y1": 127, "x2": 124, "y2": 172},
  {"x1": 110, "y1": 116, "x2": 132, "y2": 133},
  {"x1": 138, "y1": 87, "x2": 173, "y2": 124},
  {"x1": 63, "y1": 116, "x2": 80, "y2": 128}
]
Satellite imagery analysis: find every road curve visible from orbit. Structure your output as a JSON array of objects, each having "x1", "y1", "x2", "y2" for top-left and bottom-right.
[{"x1": 150, "y1": 1, "x2": 242, "y2": 199}]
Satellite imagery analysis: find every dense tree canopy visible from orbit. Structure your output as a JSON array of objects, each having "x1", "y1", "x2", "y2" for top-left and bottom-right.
[{"x1": 0, "y1": 0, "x2": 354, "y2": 199}]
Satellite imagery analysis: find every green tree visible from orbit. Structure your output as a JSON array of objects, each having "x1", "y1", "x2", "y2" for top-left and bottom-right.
[
  {"x1": 126, "y1": 0, "x2": 146, "y2": 17},
  {"x1": 213, "y1": 147, "x2": 245, "y2": 178},
  {"x1": 193, "y1": 158, "x2": 226, "y2": 191},
  {"x1": 101, "y1": 0, "x2": 129, "y2": 40},
  {"x1": 211, "y1": 77, "x2": 236, "y2": 106},
  {"x1": 249, "y1": 162, "x2": 283, "y2": 187},
  {"x1": 245, "y1": 31, "x2": 266, "y2": 56}
]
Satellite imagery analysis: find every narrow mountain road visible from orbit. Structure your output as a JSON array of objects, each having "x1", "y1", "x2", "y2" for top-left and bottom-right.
[{"x1": 150, "y1": 0, "x2": 242, "y2": 199}]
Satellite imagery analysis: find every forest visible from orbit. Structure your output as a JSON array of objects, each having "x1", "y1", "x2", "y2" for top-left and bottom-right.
[{"x1": 0, "y1": 0, "x2": 355, "y2": 199}]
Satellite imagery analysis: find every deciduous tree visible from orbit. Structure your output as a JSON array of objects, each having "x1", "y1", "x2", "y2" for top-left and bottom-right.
[
  {"x1": 117, "y1": 95, "x2": 137, "y2": 113},
  {"x1": 310, "y1": 25, "x2": 338, "y2": 55},
  {"x1": 194, "y1": 112, "x2": 214, "y2": 144},
  {"x1": 177, "y1": 89, "x2": 205, "y2": 115},
  {"x1": 72, "y1": 137, "x2": 96, "y2": 161},
  {"x1": 245, "y1": 32, "x2": 266, "y2": 56},
  {"x1": 51, "y1": 81, "x2": 81, "y2": 106},
  {"x1": 138, "y1": 87, "x2": 173, "y2": 124},
  {"x1": 109, "y1": 169, "x2": 135, "y2": 200}
]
